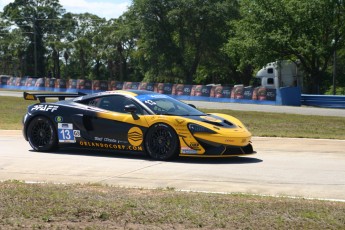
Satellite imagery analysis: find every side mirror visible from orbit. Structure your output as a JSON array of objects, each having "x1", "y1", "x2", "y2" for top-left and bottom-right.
[
  {"x1": 124, "y1": 104, "x2": 137, "y2": 113},
  {"x1": 124, "y1": 104, "x2": 140, "y2": 120}
]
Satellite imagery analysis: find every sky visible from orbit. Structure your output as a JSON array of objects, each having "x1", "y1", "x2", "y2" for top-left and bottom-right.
[{"x1": 0, "y1": 0, "x2": 131, "y2": 19}]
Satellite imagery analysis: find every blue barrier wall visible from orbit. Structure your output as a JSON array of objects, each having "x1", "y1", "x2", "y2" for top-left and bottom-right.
[
  {"x1": 301, "y1": 95, "x2": 345, "y2": 108},
  {"x1": 276, "y1": 87, "x2": 302, "y2": 106}
]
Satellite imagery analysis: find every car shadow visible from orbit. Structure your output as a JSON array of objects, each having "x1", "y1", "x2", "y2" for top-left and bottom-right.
[
  {"x1": 174, "y1": 156, "x2": 262, "y2": 164},
  {"x1": 37, "y1": 148, "x2": 149, "y2": 160},
  {"x1": 33, "y1": 148, "x2": 262, "y2": 165}
]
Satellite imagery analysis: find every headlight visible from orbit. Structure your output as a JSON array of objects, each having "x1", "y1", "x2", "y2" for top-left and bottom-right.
[{"x1": 188, "y1": 123, "x2": 217, "y2": 134}]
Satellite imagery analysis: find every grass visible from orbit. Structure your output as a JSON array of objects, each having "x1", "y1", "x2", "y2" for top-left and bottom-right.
[
  {"x1": 202, "y1": 109, "x2": 345, "y2": 140},
  {"x1": 0, "y1": 96, "x2": 55, "y2": 130},
  {"x1": 0, "y1": 97, "x2": 34, "y2": 130},
  {"x1": 0, "y1": 181, "x2": 344, "y2": 229},
  {"x1": 1, "y1": 95, "x2": 344, "y2": 140}
]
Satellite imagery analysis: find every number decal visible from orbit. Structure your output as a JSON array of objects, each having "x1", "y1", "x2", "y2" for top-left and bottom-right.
[
  {"x1": 60, "y1": 129, "x2": 71, "y2": 140},
  {"x1": 144, "y1": 100, "x2": 156, "y2": 106},
  {"x1": 58, "y1": 123, "x2": 76, "y2": 143}
]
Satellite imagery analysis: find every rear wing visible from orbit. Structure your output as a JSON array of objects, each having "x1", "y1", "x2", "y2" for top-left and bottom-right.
[{"x1": 23, "y1": 92, "x2": 86, "y2": 103}]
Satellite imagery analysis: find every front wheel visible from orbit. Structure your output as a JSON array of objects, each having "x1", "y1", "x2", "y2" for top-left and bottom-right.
[
  {"x1": 27, "y1": 116, "x2": 58, "y2": 152},
  {"x1": 145, "y1": 123, "x2": 179, "y2": 160}
]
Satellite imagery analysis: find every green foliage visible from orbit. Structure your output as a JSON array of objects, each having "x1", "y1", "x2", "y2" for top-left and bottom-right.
[
  {"x1": 325, "y1": 86, "x2": 345, "y2": 95},
  {"x1": 225, "y1": 0, "x2": 345, "y2": 93},
  {"x1": 131, "y1": 0, "x2": 240, "y2": 84},
  {"x1": 0, "y1": 17, "x2": 27, "y2": 77},
  {"x1": 1, "y1": 0, "x2": 345, "y2": 91},
  {"x1": 3, "y1": 0, "x2": 65, "y2": 77}
]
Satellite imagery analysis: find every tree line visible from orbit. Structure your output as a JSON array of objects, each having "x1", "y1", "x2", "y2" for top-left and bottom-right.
[{"x1": 1, "y1": 0, "x2": 345, "y2": 94}]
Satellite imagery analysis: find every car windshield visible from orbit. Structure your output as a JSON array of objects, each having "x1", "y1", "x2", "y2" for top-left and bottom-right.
[{"x1": 137, "y1": 94, "x2": 205, "y2": 116}]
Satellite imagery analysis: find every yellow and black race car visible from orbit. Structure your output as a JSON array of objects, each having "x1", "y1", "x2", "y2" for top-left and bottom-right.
[{"x1": 23, "y1": 90, "x2": 255, "y2": 160}]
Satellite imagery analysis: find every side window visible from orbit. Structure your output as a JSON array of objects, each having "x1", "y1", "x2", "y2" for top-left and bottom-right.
[
  {"x1": 98, "y1": 97, "x2": 115, "y2": 111},
  {"x1": 97, "y1": 96, "x2": 144, "y2": 114},
  {"x1": 88, "y1": 98, "x2": 100, "y2": 106}
]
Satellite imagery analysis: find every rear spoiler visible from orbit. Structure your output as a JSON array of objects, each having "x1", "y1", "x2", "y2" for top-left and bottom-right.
[{"x1": 23, "y1": 92, "x2": 86, "y2": 103}]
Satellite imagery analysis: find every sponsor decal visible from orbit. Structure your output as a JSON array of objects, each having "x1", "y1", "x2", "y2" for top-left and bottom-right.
[
  {"x1": 31, "y1": 104, "x2": 59, "y2": 112},
  {"x1": 128, "y1": 127, "x2": 143, "y2": 146},
  {"x1": 189, "y1": 142, "x2": 199, "y2": 148},
  {"x1": 55, "y1": 116, "x2": 63, "y2": 123},
  {"x1": 181, "y1": 147, "x2": 198, "y2": 154},
  {"x1": 73, "y1": 130, "x2": 81, "y2": 137},
  {"x1": 58, "y1": 123, "x2": 75, "y2": 143},
  {"x1": 58, "y1": 123, "x2": 72, "y2": 129},
  {"x1": 94, "y1": 137, "x2": 118, "y2": 143},
  {"x1": 79, "y1": 141, "x2": 143, "y2": 151},
  {"x1": 174, "y1": 119, "x2": 187, "y2": 130},
  {"x1": 225, "y1": 139, "x2": 235, "y2": 143},
  {"x1": 144, "y1": 100, "x2": 156, "y2": 106},
  {"x1": 104, "y1": 138, "x2": 118, "y2": 143},
  {"x1": 136, "y1": 94, "x2": 168, "y2": 102},
  {"x1": 175, "y1": 119, "x2": 185, "y2": 124}
]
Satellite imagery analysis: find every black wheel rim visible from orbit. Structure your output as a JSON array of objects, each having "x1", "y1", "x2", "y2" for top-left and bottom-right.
[
  {"x1": 148, "y1": 128, "x2": 173, "y2": 157},
  {"x1": 30, "y1": 120, "x2": 52, "y2": 147}
]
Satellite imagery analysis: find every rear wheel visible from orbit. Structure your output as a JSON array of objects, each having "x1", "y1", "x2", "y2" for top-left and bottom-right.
[
  {"x1": 27, "y1": 116, "x2": 58, "y2": 152},
  {"x1": 145, "y1": 123, "x2": 179, "y2": 160}
]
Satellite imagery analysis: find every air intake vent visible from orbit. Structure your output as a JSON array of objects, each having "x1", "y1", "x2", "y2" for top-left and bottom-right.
[
  {"x1": 202, "y1": 120, "x2": 224, "y2": 127},
  {"x1": 224, "y1": 120, "x2": 233, "y2": 126}
]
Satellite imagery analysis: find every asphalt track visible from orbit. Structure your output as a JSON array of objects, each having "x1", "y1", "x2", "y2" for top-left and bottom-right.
[
  {"x1": 1, "y1": 90, "x2": 345, "y2": 201},
  {"x1": 1, "y1": 131, "x2": 345, "y2": 201}
]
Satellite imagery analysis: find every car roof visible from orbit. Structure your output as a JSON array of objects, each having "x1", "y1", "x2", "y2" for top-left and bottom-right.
[{"x1": 74, "y1": 90, "x2": 161, "y2": 101}]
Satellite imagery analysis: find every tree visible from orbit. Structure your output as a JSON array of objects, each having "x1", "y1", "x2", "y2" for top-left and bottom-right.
[
  {"x1": 0, "y1": 13, "x2": 14, "y2": 75},
  {"x1": 100, "y1": 13, "x2": 140, "y2": 81},
  {"x1": 45, "y1": 12, "x2": 77, "y2": 79},
  {"x1": 3, "y1": 0, "x2": 65, "y2": 77},
  {"x1": 130, "y1": 0, "x2": 240, "y2": 84},
  {"x1": 225, "y1": 0, "x2": 345, "y2": 93},
  {"x1": 64, "y1": 13, "x2": 106, "y2": 79}
]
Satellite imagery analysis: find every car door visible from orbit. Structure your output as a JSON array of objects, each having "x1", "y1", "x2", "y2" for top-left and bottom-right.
[{"x1": 83, "y1": 95, "x2": 149, "y2": 152}]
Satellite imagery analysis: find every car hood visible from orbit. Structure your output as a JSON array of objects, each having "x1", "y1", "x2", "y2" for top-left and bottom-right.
[{"x1": 181, "y1": 113, "x2": 239, "y2": 129}]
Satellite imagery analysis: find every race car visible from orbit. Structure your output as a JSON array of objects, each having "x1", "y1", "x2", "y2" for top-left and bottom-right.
[{"x1": 22, "y1": 90, "x2": 255, "y2": 160}]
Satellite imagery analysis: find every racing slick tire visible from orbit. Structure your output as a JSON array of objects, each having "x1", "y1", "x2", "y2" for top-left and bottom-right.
[
  {"x1": 27, "y1": 116, "x2": 58, "y2": 152},
  {"x1": 145, "y1": 123, "x2": 179, "y2": 160}
]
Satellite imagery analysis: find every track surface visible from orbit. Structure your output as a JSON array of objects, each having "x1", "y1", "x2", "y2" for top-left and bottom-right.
[{"x1": 1, "y1": 130, "x2": 344, "y2": 201}]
